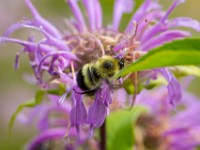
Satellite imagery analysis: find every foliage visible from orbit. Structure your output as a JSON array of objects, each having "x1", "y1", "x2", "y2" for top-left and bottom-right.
[{"x1": 117, "y1": 38, "x2": 200, "y2": 77}]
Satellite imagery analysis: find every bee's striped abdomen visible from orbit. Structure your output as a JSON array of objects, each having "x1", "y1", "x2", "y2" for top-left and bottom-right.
[
  {"x1": 76, "y1": 68, "x2": 90, "y2": 91},
  {"x1": 87, "y1": 67, "x2": 101, "y2": 86},
  {"x1": 77, "y1": 64, "x2": 101, "y2": 93}
]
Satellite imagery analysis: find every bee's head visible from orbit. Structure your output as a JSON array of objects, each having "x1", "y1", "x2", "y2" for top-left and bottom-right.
[
  {"x1": 102, "y1": 60, "x2": 115, "y2": 77},
  {"x1": 103, "y1": 60, "x2": 114, "y2": 69},
  {"x1": 95, "y1": 55, "x2": 121, "y2": 78}
]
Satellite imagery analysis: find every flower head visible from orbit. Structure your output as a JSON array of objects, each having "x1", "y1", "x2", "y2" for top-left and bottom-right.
[
  {"x1": 134, "y1": 78, "x2": 200, "y2": 149},
  {"x1": 18, "y1": 97, "x2": 97, "y2": 150},
  {"x1": 1, "y1": 0, "x2": 200, "y2": 145}
]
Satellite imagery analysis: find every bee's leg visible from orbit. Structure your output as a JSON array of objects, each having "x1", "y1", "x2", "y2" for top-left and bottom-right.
[
  {"x1": 110, "y1": 83, "x2": 121, "y2": 89},
  {"x1": 73, "y1": 88, "x2": 97, "y2": 95}
]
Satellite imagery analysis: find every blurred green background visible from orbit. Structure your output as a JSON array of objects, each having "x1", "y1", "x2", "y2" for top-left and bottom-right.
[{"x1": 0, "y1": 0, "x2": 199, "y2": 149}]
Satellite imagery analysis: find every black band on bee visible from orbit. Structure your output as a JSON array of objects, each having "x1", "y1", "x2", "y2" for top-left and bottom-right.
[
  {"x1": 87, "y1": 67, "x2": 95, "y2": 85},
  {"x1": 76, "y1": 69, "x2": 90, "y2": 91},
  {"x1": 93, "y1": 67, "x2": 101, "y2": 78},
  {"x1": 87, "y1": 67, "x2": 100, "y2": 86}
]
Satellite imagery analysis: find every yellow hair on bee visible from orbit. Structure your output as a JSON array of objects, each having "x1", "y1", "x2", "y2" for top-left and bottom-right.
[
  {"x1": 76, "y1": 55, "x2": 124, "y2": 95},
  {"x1": 95, "y1": 55, "x2": 120, "y2": 79}
]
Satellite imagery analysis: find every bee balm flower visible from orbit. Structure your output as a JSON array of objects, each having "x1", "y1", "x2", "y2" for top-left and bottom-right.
[
  {"x1": 1, "y1": 0, "x2": 199, "y2": 142},
  {"x1": 134, "y1": 79, "x2": 200, "y2": 149}
]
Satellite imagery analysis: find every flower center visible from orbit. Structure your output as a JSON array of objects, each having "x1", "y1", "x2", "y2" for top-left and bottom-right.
[
  {"x1": 135, "y1": 114, "x2": 168, "y2": 150},
  {"x1": 64, "y1": 29, "x2": 129, "y2": 70}
]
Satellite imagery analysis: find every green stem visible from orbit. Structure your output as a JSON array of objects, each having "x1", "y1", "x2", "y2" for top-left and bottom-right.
[{"x1": 100, "y1": 120, "x2": 106, "y2": 150}]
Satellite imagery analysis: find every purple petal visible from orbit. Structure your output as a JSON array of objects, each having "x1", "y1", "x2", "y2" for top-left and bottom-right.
[
  {"x1": 135, "y1": 10, "x2": 164, "y2": 38},
  {"x1": 82, "y1": 0, "x2": 96, "y2": 30},
  {"x1": 70, "y1": 90, "x2": 87, "y2": 126},
  {"x1": 57, "y1": 68, "x2": 74, "y2": 85},
  {"x1": 3, "y1": 20, "x2": 37, "y2": 37},
  {"x1": 63, "y1": 18, "x2": 79, "y2": 34},
  {"x1": 58, "y1": 92, "x2": 68, "y2": 105},
  {"x1": 113, "y1": 40, "x2": 127, "y2": 52},
  {"x1": 27, "y1": 128, "x2": 66, "y2": 150},
  {"x1": 0, "y1": 37, "x2": 37, "y2": 52},
  {"x1": 167, "y1": 77, "x2": 182, "y2": 105},
  {"x1": 136, "y1": 87, "x2": 170, "y2": 115},
  {"x1": 160, "y1": 0, "x2": 185, "y2": 23},
  {"x1": 94, "y1": 0, "x2": 102, "y2": 29},
  {"x1": 126, "y1": 0, "x2": 161, "y2": 33},
  {"x1": 164, "y1": 128, "x2": 189, "y2": 137},
  {"x1": 98, "y1": 82, "x2": 113, "y2": 106},
  {"x1": 3, "y1": 22, "x2": 24, "y2": 37},
  {"x1": 66, "y1": 0, "x2": 87, "y2": 32},
  {"x1": 141, "y1": 0, "x2": 185, "y2": 42},
  {"x1": 87, "y1": 98, "x2": 107, "y2": 128},
  {"x1": 37, "y1": 51, "x2": 78, "y2": 74},
  {"x1": 158, "y1": 68, "x2": 182, "y2": 105},
  {"x1": 172, "y1": 110, "x2": 200, "y2": 129},
  {"x1": 17, "y1": 105, "x2": 42, "y2": 125},
  {"x1": 169, "y1": 17, "x2": 200, "y2": 32},
  {"x1": 39, "y1": 27, "x2": 70, "y2": 51},
  {"x1": 25, "y1": 0, "x2": 62, "y2": 38},
  {"x1": 131, "y1": 0, "x2": 155, "y2": 21},
  {"x1": 38, "y1": 104, "x2": 70, "y2": 131},
  {"x1": 113, "y1": 0, "x2": 134, "y2": 30},
  {"x1": 86, "y1": 82, "x2": 112, "y2": 135},
  {"x1": 141, "y1": 22, "x2": 167, "y2": 43},
  {"x1": 101, "y1": 86, "x2": 112, "y2": 106},
  {"x1": 171, "y1": 94, "x2": 200, "y2": 128},
  {"x1": 166, "y1": 127, "x2": 200, "y2": 150},
  {"x1": 141, "y1": 30, "x2": 190, "y2": 51}
]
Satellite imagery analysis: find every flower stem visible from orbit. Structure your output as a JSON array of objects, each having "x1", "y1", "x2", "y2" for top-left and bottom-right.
[{"x1": 100, "y1": 119, "x2": 106, "y2": 150}]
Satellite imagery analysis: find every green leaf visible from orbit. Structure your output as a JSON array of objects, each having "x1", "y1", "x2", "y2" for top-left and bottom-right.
[
  {"x1": 116, "y1": 38, "x2": 200, "y2": 77},
  {"x1": 107, "y1": 106, "x2": 147, "y2": 150},
  {"x1": 9, "y1": 90, "x2": 46, "y2": 138},
  {"x1": 172, "y1": 65, "x2": 200, "y2": 78}
]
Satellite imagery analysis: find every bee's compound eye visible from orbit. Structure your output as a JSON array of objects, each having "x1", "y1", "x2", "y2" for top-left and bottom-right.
[
  {"x1": 103, "y1": 61, "x2": 113, "y2": 69},
  {"x1": 119, "y1": 59, "x2": 124, "y2": 69}
]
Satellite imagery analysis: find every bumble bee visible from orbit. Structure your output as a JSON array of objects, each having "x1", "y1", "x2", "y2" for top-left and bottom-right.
[{"x1": 76, "y1": 55, "x2": 124, "y2": 95}]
